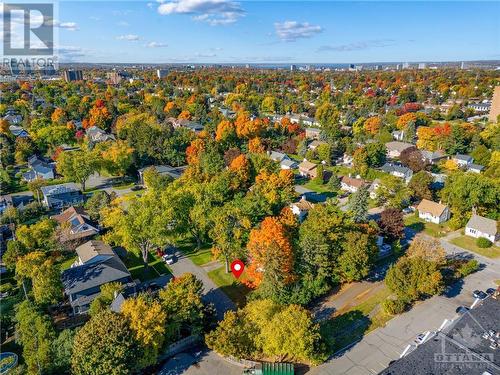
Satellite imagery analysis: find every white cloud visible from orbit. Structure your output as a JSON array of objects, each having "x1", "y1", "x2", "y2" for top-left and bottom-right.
[
  {"x1": 317, "y1": 39, "x2": 396, "y2": 52},
  {"x1": 157, "y1": 0, "x2": 244, "y2": 25},
  {"x1": 274, "y1": 21, "x2": 322, "y2": 42},
  {"x1": 117, "y1": 21, "x2": 130, "y2": 27},
  {"x1": 116, "y1": 34, "x2": 140, "y2": 41},
  {"x1": 56, "y1": 45, "x2": 87, "y2": 61},
  {"x1": 55, "y1": 21, "x2": 78, "y2": 31},
  {"x1": 145, "y1": 41, "x2": 168, "y2": 48}
]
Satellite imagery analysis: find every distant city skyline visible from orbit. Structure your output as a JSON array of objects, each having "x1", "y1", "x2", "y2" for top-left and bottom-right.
[{"x1": 3, "y1": 1, "x2": 499, "y2": 63}]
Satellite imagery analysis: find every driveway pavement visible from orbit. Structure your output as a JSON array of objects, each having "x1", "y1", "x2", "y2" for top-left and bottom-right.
[
  {"x1": 160, "y1": 347, "x2": 242, "y2": 375},
  {"x1": 169, "y1": 250, "x2": 236, "y2": 321}
]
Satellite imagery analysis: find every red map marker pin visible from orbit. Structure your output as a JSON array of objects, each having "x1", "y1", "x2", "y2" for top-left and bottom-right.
[{"x1": 230, "y1": 259, "x2": 245, "y2": 279}]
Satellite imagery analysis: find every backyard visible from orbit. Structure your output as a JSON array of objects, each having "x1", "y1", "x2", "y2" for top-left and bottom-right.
[
  {"x1": 207, "y1": 266, "x2": 251, "y2": 308},
  {"x1": 450, "y1": 235, "x2": 500, "y2": 259},
  {"x1": 121, "y1": 252, "x2": 172, "y2": 282}
]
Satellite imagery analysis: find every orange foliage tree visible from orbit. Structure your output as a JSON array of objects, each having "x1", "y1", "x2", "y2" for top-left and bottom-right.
[
  {"x1": 229, "y1": 154, "x2": 249, "y2": 186},
  {"x1": 186, "y1": 138, "x2": 205, "y2": 165},
  {"x1": 248, "y1": 137, "x2": 265, "y2": 153},
  {"x1": 215, "y1": 120, "x2": 236, "y2": 142},
  {"x1": 396, "y1": 113, "x2": 417, "y2": 130},
  {"x1": 178, "y1": 110, "x2": 191, "y2": 120},
  {"x1": 363, "y1": 117, "x2": 381, "y2": 135},
  {"x1": 51, "y1": 108, "x2": 66, "y2": 125},
  {"x1": 245, "y1": 216, "x2": 295, "y2": 288}
]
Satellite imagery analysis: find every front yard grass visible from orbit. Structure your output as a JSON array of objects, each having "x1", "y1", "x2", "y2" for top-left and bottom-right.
[
  {"x1": 207, "y1": 266, "x2": 251, "y2": 308},
  {"x1": 404, "y1": 215, "x2": 452, "y2": 238},
  {"x1": 320, "y1": 287, "x2": 392, "y2": 354},
  {"x1": 177, "y1": 240, "x2": 213, "y2": 266},
  {"x1": 122, "y1": 252, "x2": 171, "y2": 282},
  {"x1": 450, "y1": 235, "x2": 500, "y2": 259}
]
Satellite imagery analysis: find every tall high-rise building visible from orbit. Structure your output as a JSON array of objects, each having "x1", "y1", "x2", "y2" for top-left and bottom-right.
[
  {"x1": 63, "y1": 70, "x2": 83, "y2": 82},
  {"x1": 489, "y1": 86, "x2": 500, "y2": 123},
  {"x1": 290, "y1": 64, "x2": 297, "y2": 72},
  {"x1": 156, "y1": 69, "x2": 168, "y2": 79},
  {"x1": 402, "y1": 62, "x2": 410, "y2": 69}
]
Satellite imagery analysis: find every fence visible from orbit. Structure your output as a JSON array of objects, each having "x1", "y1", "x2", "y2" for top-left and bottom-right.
[{"x1": 158, "y1": 335, "x2": 201, "y2": 361}]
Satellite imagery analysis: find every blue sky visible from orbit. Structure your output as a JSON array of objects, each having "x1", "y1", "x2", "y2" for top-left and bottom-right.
[{"x1": 54, "y1": 1, "x2": 500, "y2": 63}]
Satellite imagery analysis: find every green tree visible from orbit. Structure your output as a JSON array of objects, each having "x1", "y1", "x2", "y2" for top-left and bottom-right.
[
  {"x1": 260, "y1": 304, "x2": 325, "y2": 364},
  {"x1": 15, "y1": 218, "x2": 57, "y2": 251},
  {"x1": 337, "y1": 232, "x2": 378, "y2": 282},
  {"x1": 15, "y1": 301, "x2": 56, "y2": 375},
  {"x1": 89, "y1": 282, "x2": 124, "y2": 316},
  {"x1": 102, "y1": 192, "x2": 171, "y2": 266},
  {"x1": 72, "y1": 310, "x2": 144, "y2": 375},
  {"x1": 348, "y1": 185, "x2": 369, "y2": 223},
  {"x1": 84, "y1": 190, "x2": 113, "y2": 222},
  {"x1": 158, "y1": 273, "x2": 205, "y2": 339},
  {"x1": 385, "y1": 256, "x2": 444, "y2": 303},
  {"x1": 56, "y1": 149, "x2": 98, "y2": 191},
  {"x1": 470, "y1": 144, "x2": 491, "y2": 167},
  {"x1": 327, "y1": 173, "x2": 341, "y2": 191},
  {"x1": 52, "y1": 329, "x2": 77, "y2": 374},
  {"x1": 408, "y1": 171, "x2": 433, "y2": 200},
  {"x1": 32, "y1": 260, "x2": 63, "y2": 305}
]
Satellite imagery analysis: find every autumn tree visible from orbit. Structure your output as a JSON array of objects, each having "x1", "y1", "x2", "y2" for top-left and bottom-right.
[
  {"x1": 246, "y1": 216, "x2": 295, "y2": 291},
  {"x1": 363, "y1": 116, "x2": 381, "y2": 135},
  {"x1": 406, "y1": 234, "x2": 446, "y2": 265},
  {"x1": 399, "y1": 147, "x2": 426, "y2": 172},
  {"x1": 121, "y1": 294, "x2": 167, "y2": 367}
]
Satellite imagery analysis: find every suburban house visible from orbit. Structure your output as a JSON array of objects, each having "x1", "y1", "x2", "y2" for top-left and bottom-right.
[
  {"x1": 290, "y1": 198, "x2": 315, "y2": 222},
  {"x1": 392, "y1": 130, "x2": 405, "y2": 141},
  {"x1": 0, "y1": 194, "x2": 34, "y2": 215},
  {"x1": 340, "y1": 175, "x2": 368, "y2": 193},
  {"x1": 9, "y1": 125, "x2": 29, "y2": 138},
  {"x1": 368, "y1": 178, "x2": 382, "y2": 199},
  {"x1": 342, "y1": 153, "x2": 354, "y2": 166},
  {"x1": 385, "y1": 141, "x2": 414, "y2": 159},
  {"x1": 167, "y1": 118, "x2": 204, "y2": 133},
  {"x1": 421, "y1": 150, "x2": 447, "y2": 165},
  {"x1": 467, "y1": 163, "x2": 484, "y2": 173},
  {"x1": 3, "y1": 113, "x2": 23, "y2": 125},
  {"x1": 61, "y1": 240, "x2": 134, "y2": 315},
  {"x1": 452, "y1": 154, "x2": 473, "y2": 167},
  {"x1": 138, "y1": 165, "x2": 187, "y2": 184},
  {"x1": 298, "y1": 160, "x2": 319, "y2": 179},
  {"x1": 86, "y1": 126, "x2": 116, "y2": 144},
  {"x1": 381, "y1": 163, "x2": 413, "y2": 183},
  {"x1": 305, "y1": 127, "x2": 321, "y2": 140},
  {"x1": 269, "y1": 151, "x2": 290, "y2": 162},
  {"x1": 416, "y1": 199, "x2": 451, "y2": 224},
  {"x1": 22, "y1": 155, "x2": 55, "y2": 182},
  {"x1": 280, "y1": 159, "x2": 298, "y2": 170},
  {"x1": 465, "y1": 215, "x2": 498, "y2": 243},
  {"x1": 308, "y1": 140, "x2": 327, "y2": 150},
  {"x1": 40, "y1": 183, "x2": 84, "y2": 209},
  {"x1": 52, "y1": 206, "x2": 100, "y2": 244}
]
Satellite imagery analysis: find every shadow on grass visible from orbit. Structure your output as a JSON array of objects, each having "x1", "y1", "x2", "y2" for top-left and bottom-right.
[
  {"x1": 320, "y1": 310, "x2": 371, "y2": 358},
  {"x1": 121, "y1": 251, "x2": 171, "y2": 282}
]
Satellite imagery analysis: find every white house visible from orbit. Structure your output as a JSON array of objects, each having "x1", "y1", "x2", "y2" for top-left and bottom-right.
[
  {"x1": 465, "y1": 215, "x2": 498, "y2": 243},
  {"x1": 416, "y1": 199, "x2": 451, "y2": 224},
  {"x1": 385, "y1": 141, "x2": 414, "y2": 159},
  {"x1": 340, "y1": 175, "x2": 367, "y2": 193},
  {"x1": 290, "y1": 198, "x2": 314, "y2": 222},
  {"x1": 452, "y1": 154, "x2": 473, "y2": 167}
]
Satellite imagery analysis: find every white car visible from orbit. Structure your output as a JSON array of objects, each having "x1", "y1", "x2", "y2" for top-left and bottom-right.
[{"x1": 162, "y1": 254, "x2": 175, "y2": 265}]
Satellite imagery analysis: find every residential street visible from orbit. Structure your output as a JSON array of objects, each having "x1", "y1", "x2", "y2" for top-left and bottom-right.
[{"x1": 169, "y1": 249, "x2": 236, "y2": 321}]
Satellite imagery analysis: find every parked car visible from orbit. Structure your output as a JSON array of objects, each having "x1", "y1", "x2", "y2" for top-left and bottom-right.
[
  {"x1": 473, "y1": 290, "x2": 487, "y2": 299},
  {"x1": 414, "y1": 333, "x2": 427, "y2": 345},
  {"x1": 162, "y1": 254, "x2": 176, "y2": 265},
  {"x1": 486, "y1": 288, "x2": 496, "y2": 295},
  {"x1": 131, "y1": 185, "x2": 144, "y2": 191},
  {"x1": 456, "y1": 306, "x2": 469, "y2": 315}
]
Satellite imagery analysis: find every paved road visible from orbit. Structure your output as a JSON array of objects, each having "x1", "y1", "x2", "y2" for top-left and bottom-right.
[
  {"x1": 170, "y1": 250, "x2": 236, "y2": 321},
  {"x1": 160, "y1": 347, "x2": 242, "y2": 375},
  {"x1": 307, "y1": 245, "x2": 500, "y2": 374}
]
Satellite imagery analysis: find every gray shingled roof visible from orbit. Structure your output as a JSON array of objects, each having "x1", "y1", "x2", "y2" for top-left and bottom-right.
[
  {"x1": 40, "y1": 183, "x2": 80, "y2": 196},
  {"x1": 61, "y1": 256, "x2": 131, "y2": 295},
  {"x1": 466, "y1": 215, "x2": 498, "y2": 236}
]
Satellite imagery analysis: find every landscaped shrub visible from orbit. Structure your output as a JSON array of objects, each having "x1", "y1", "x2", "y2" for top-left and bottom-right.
[
  {"x1": 476, "y1": 237, "x2": 492, "y2": 248},
  {"x1": 382, "y1": 299, "x2": 407, "y2": 315},
  {"x1": 458, "y1": 259, "x2": 480, "y2": 277}
]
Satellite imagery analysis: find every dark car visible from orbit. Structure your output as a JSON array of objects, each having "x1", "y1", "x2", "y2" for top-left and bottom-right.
[
  {"x1": 456, "y1": 306, "x2": 469, "y2": 315},
  {"x1": 473, "y1": 290, "x2": 487, "y2": 299},
  {"x1": 486, "y1": 288, "x2": 496, "y2": 295},
  {"x1": 131, "y1": 185, "x2": 144, "y2": 191}
]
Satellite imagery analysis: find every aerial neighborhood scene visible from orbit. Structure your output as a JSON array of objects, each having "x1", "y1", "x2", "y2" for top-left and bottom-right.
[{"x1": 0, "y1": 1, "x2": 500, "y2": 374}]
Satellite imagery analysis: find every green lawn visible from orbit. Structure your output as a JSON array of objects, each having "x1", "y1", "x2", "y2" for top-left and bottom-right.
[
  {"x1": 59, "y1": 256, "x2": 77, "y2": 271},
  {"x1": 320, "y1": 287, "x2": 392, "y2": 354},
  {"x1": 122, "y1": 252, "x2": 171, "y2": 282},
  {"x1": 301, "y1": 179, "x2": 337, "y2": 196},
  {"x1": 404, "y1": 215, "x2": 452, "y2": 238},
  {"x1": 450, "y1": 235, "x2": 500, "y2": 259},
  {"x1": 207, "y1": 266, "x2": 251, "y2": 308},
  {"x1": 177, "y1": 240, "x2": 213, "y2": 266}
]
